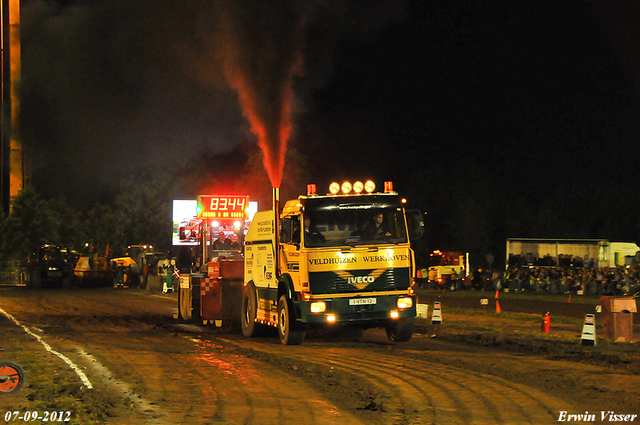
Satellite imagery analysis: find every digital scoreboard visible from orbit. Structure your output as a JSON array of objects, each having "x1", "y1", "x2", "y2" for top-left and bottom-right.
[{"x1": 197, "y1": 195, "x2": 249, "y2": 219}]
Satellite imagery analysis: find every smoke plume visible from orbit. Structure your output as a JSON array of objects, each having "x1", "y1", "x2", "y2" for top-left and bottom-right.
[{"x1": 216, "y1": 1, "x2": 307, "y2": 189}]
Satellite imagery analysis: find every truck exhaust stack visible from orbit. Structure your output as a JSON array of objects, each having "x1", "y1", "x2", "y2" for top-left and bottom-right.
[
  {"x1": 273, "y1": 187, "x2": 280, "y2": 213},
  {"x1": 273, "y1": 187, "x2": 280, "y2": 277}
]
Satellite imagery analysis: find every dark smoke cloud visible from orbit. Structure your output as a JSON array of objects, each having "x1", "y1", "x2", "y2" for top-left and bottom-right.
[
  {"x1": 20, "y1": 0, "x2": 407, "y2": 205},
  {"x1": 22, "y1": 0, "x2": 244, "y2": 204}
]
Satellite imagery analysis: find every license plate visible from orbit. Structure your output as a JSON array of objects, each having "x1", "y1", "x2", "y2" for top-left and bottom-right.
[
  {"x1": 47, "y1": 271, "x2": 62, "y2": 278},
  {"x1": 349, "y1": 297, "x2": 376, "y2": 306}
]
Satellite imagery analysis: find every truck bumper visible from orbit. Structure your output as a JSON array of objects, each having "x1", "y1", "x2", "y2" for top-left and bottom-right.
[{"x1": 299, "y1": 294, "x2": 416, "y2": 325}]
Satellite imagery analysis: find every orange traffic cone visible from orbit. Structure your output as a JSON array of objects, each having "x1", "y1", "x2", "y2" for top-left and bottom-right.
[
  {"x1": 496, "y1": 300, "x2": 501, "y2": 313},
  {"x1": 495, "y1": 290, "x2": 499, "y2": 299},
  {"x1": 542, "y1": 312, "x2": 550, "y2": 333},
  {"x1": 568, "y1": 293, "x2": 572, "y2": 303}
]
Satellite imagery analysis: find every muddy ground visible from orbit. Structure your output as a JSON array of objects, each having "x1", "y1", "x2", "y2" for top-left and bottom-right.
[{"x1": 0, "y1": 287, "x2": 638, "y2": 424}]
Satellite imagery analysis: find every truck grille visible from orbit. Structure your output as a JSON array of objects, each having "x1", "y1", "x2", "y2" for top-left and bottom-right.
[{"x1": 308, "y1": 267, "x2": 410, "y2": 294}]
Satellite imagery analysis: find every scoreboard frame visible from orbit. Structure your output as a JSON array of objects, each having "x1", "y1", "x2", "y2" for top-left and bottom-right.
[{"x1": 197, "y1": 195, "x2": 250, "y2": 219}]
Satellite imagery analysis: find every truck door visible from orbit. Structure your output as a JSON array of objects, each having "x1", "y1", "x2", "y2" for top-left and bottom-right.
[{"x1": 280, "y1": 215, "x2": 301, "y2": 283}]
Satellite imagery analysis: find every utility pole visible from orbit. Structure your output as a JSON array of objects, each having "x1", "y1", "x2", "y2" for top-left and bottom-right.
[{"x1": 1, "y1": 0, "x2": 24, "y2": 214}]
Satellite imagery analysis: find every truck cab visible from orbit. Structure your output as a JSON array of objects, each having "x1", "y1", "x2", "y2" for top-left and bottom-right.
[{"x1": 243, "y1": 180, "x2": 421, "y2": 345}]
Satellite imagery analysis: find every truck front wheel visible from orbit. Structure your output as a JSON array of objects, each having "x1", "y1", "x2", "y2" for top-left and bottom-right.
[
  {"x1": 386, "y1": 317, "x2": 415, "y2": 342},
  {"x1": 277, "y1": 295, "x2": 305, "y2": 345}
]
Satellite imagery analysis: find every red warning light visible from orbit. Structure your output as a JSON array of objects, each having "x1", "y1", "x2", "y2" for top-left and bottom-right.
[
  {"x1": 307, "y1": 184, "x2": 317, "y2": 196},
  {"x1": 384, "y1": 181, "x2": 393, "y2": 193}
]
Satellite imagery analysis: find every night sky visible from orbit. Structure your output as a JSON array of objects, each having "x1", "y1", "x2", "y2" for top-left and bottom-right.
[{"x1": 20, "y1": 0, "x2": 640, "y2": 257}]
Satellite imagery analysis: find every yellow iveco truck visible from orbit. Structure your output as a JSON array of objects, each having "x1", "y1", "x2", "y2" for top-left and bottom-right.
[{"x1": 242, "y1": 180, "x2": 423, "y2": 345}]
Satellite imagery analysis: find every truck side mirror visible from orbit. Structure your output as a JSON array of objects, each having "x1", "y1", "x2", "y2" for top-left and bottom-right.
[{"x1": 407, "y1": 209, "x2": 424, "y2": 239}]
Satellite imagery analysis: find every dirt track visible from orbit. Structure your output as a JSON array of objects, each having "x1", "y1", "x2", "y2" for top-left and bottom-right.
[{"x1": 1, "y1": 287, "x2": 638, "y2": 424}]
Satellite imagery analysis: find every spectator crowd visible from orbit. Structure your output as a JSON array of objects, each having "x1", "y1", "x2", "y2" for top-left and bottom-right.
[{"x1": 423, "y1": 253, "x2": 640, "y2": 297}]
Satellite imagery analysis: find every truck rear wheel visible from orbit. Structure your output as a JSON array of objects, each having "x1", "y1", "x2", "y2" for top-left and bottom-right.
[
  {"x1": 277, "y1": 295, "x2": 305, "y2": 345},
  {"x1": 386, "y1": 317, "x2": 415, "y2": 342},
  {"x1": 241, "y1": 283, "x2": 263, "y2": 337}
]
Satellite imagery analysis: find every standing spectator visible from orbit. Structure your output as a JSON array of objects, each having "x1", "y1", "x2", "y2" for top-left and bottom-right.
[
  {"x1": 492, "y1": 269, "x2": 502, "y2": 291},
  {"x1": 165, "y1": 260, "x2": 175, "y2": 292},
  {"x1": 472, "y1": 268, "x2": 482, "y2": 290},
  {"x1": 428, "y1": 267, "x2": 438, "y2": 290}
]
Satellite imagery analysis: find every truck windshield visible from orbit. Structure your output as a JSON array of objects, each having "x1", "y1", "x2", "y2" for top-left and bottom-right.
[{"x1": 304, "y1": 208, "x2": 407, "y2": 247}]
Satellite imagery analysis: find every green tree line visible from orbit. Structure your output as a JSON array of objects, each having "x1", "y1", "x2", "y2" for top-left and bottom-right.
[
  {"x1": 0, "y1": 180, "x2": 174, "y2": 266},
  {"x1": 0, "y1": 144, "x2": 308, "y2": 267},
  {"x1": 5, "y1": 140, "x2": 636, "y2": 271}
]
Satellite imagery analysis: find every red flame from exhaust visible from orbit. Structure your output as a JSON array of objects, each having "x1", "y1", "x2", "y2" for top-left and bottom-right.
[
  {"x1": 227, "y1": 73, "x2": 292, "y2": 189},
  {"x1": 218, "y1": 4, "x2": 301, "y2": 191}
]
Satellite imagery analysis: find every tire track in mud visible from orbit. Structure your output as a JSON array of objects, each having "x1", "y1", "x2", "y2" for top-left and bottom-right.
[
  {"x1": 100, "y1": 335, "x2": 363, "y2": 424},
  {"x1": 1, "y1": 289, "x2": 364, "y2": 424},
  {"x1": 45, "y1": 291, "x2": 364, "y2": 424},
  {"x1": 1, "y1": 290, "x2": 171, "y2": 423},
  {"x1": 6, "y1": 293, "x2": 253, "y2": 424},
  {"x1": 221, "y1": 338, "x2": 572, "y2": 425},
  {"x1": 36, "y1": 289, "x2": 168, "y2": 332},
  {"x1": 4, "y1": 289, "x2": 146, "y2": 334},
  {"x1": 332, "y1": 348, "x2": 565, "y2": 424},
  {"x1": 190, "y1": 338, "x2": 363, "y2": 425}
]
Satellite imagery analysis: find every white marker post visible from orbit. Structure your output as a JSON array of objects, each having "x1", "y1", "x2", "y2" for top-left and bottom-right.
[
  {"x1": 581, "y1": 314, "x2": 597, "y2": 346},
  {"x1": 431, "y1": 301, "x2": 442, "y2": 325}
]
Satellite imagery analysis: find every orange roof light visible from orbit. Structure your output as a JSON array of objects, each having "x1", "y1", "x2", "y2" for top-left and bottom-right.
[
  {"x1": 364, "y1": 180, "x2": 376, "y2": 193},
  {"x1": 384, "y1": 181, "x2": 393, "y2": 193},
  {"x1": 329, "y1": 180, "x2": 378, "y2": 194}
]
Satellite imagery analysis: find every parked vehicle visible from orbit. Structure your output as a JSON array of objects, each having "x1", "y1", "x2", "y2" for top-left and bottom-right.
[{"x1": 26, "y1": 245, "x2": 65, "y2": 289}]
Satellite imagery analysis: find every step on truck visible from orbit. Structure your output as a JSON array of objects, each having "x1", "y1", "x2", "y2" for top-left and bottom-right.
[{"x1": 242, "y1": 180, "x2": 422, "y2": 345}]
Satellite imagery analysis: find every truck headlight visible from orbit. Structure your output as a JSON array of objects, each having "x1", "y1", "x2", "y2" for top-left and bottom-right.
[
  {"x1": 397, "y1": 297, "x2": 413, "y2": 309},
  {"x1": 310, "y1": 301, "x2": 326, "y2": 313}
]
